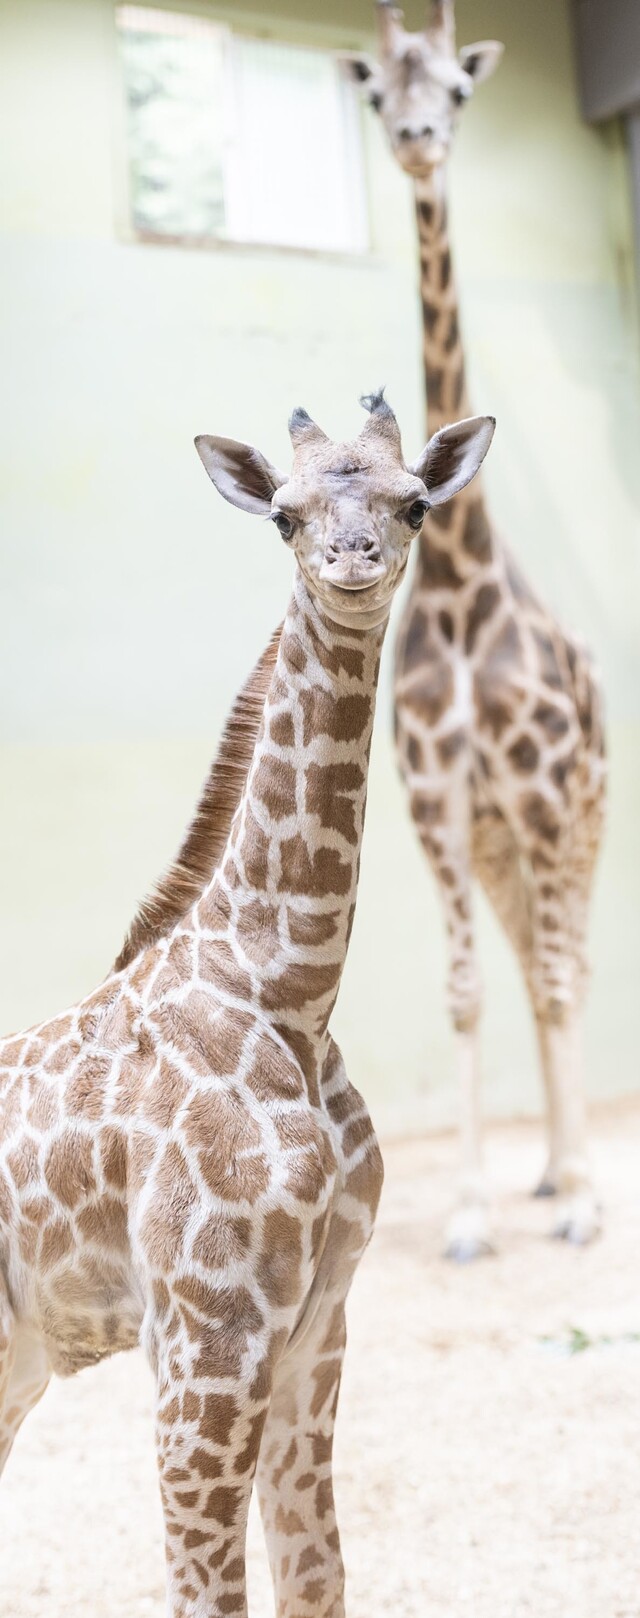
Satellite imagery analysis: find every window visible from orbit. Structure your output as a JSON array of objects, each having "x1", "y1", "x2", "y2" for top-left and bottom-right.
[
  {"x1": 117, "y1": 8, "x2": 227, "y2": 239},
  {"x1": 116, "y1": 7, "x2": 368, "y2": 253}
]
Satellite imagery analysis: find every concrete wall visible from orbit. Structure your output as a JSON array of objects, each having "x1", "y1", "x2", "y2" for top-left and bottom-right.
[{"x1": 1, "y1": 0, "x2": 639, "y2": 1133}]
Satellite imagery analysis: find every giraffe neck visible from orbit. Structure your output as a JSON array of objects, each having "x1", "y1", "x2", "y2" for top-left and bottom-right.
[
  {"x1": 415, "y1": 166, "x2": 470, "y2": 434},
  {"x1": 195, "y1": 570, "x2": 385, "y2": 1048},
  {"x1": 413, "y1": 166, "x2": 496, "y2": 582}
]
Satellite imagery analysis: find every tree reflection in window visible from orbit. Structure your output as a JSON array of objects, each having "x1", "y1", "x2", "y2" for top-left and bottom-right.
[{"x1": 117, "y1": 7, "x2": 226, "y2": 238}]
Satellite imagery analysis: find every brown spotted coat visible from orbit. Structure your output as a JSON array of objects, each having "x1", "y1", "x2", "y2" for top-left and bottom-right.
[
  {"x1": 352, "y1": 2, "x2": 607, "y2": 1251},
  {"x1": 0, "y1": 572, "x2": 384, "y2": 1617}
]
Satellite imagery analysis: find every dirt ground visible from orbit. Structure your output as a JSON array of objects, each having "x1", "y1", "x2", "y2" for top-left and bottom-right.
[{"x1": 2, "y1": 1101, "x2": 640, "y2": 1618}]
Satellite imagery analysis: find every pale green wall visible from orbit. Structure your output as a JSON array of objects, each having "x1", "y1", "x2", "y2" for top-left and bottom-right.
[{"x1": 1, "y1": 0, "x2": 639, "y2": 1132}]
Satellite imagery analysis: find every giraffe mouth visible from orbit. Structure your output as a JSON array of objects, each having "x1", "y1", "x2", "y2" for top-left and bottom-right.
[
  {"x1": 396, "y1": 142, "x2": 448, "y2": 176},
  {"x1": 319, "y1": 558, "x2": 387, "y2": 593}
]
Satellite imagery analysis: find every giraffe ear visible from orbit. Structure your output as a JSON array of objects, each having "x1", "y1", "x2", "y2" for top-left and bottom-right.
[
  {"x1": 195, "y1": 436, "x2": 286, "y2": 517},
  {"x1": 341, "y1": 53, "x2": 376, "y2": 84},
  {"x1": 409, "y1": 415, "x2": 495, "y2": 507},
  {"x1": 458, "y1": 41, "x2": 504, "y2": 85},
  {"x1": 340, "y1": 54, "x2": 385, "y2": 109}
]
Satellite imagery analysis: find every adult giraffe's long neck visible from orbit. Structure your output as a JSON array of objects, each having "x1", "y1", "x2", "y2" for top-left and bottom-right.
[
  {"x1": 414, "y1": 166, "x2": 494, "y2": 577},
  {"x1": 196, "y1": 569, "x2": 385, "y2": 1051}
]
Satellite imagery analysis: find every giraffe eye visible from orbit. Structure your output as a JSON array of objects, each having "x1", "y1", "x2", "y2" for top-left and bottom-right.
[
  {"x1": 451, "y1": 86, "x2": 467, "y2": 107},
  {"x1": 272, "y1": 512, "x2": 295, "y2": 541},
  {"x1": 369, "y1": 89, "x2": 384, "y2": 112},
  {"x1": 407, "y1": 500, "x2": 428, "y2": 530}
]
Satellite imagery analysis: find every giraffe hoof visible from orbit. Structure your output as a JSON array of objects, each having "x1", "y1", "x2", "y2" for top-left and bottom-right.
[
  {"x1": 444, "y1": 1235, "x2": 495, "y2": 1264},
  {"x1": 444, "y1": 1204, "x2": 495, "y2": 1263},
  {"x1": 533, "y1": 1174, "x2": 558, "y2": 1199},
  {"x1": 551, "y1": 1195, "x2": 601, "y2": 1246}
]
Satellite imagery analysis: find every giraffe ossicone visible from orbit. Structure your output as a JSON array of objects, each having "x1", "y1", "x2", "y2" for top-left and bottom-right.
[
  {"x1": 345, "y1": 0, "x2": 503, "y2": 178},
  {"x1": 349, "y1": 0, "x2": 607, "y2": 1260},
  {"x1": 0, "y1": 396, "x2": 494, "y2": 1615}
]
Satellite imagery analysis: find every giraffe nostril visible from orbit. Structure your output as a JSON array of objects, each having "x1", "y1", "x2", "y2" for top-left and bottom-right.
[
  {"x1": 420, "y1": 125, "x2": 434, "y2": 138},
  {"x1": 398, "y1": 125, "x2": 413, "y2": 142},
  {"x1": 326, "y1": 534, "x2": 381, "y2": 564}
]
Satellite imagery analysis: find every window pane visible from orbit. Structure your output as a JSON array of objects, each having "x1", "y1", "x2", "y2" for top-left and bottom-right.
[
  {"x1": 117, "y1": 6, "x2": 227, "y2": 239},
  {"x1": 225, "y1": 39, "x2": 367, "y2": 253}
]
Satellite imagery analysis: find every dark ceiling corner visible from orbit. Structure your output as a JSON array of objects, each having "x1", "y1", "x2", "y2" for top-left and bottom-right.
[{"x1": 571, "y1": 0, "x2": 640, "y2": 123}]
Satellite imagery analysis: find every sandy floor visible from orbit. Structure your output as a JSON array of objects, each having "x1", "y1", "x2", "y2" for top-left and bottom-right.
[{"x1": 2, "y1": 1102, "x2": 640, "y2": 1618}]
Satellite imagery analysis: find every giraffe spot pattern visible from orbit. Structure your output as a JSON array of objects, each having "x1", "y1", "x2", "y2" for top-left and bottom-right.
[
  {"x1": 465, "y1": 583, "x2": 501, "y2": 654},
  {"x1": 404, "y1": 165, "x2": 603, "y2": 1137},
  {"x1": 254, "y1": 755, "x2": 297, "y2": 821},
  {"x1": 0, "y1": 579, "x2": 390, "y2": 1613},
  {"x1": 299, "y1": 689, "x2": 371, "y2": 748},
  {"x1": 277, "y1": 838, "x2": 352, "y2": 899},
  {"x1": 304, "y1": 761, "x2": 363, "y2": 846},
  {"x1": 420, "y1": 535, "x2": 463, "y2": 590},
  {"x1": 507, "y1": 733, "x2": 540, "y2": 773}
]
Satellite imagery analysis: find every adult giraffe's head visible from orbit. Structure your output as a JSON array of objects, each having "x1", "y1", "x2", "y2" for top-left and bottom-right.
[
  {"x1": 196, "y1": 394, "x2": 495, "y2": 628},
  {"x1": 347, "y1": 0, "x2": 503, "y2": 177}
]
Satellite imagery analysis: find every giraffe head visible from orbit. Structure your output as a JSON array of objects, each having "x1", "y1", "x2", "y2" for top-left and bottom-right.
[
  {"x1": 195, "y1": 394, "x2": 494, "y2": 627},
  {"x1": 346, "y1": 1, "x2": 503, "y2": 177}
]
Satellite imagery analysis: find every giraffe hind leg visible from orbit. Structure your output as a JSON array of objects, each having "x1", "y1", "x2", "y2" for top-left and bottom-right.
[
  {"x1": 407, "y1": 775, "x2": 493, "y2": 1262},
  {"x1": 542, "y1": 772, "x2": 605, "y2": 1238},
  {"x1": 532, "y1": 861, "x2": 601, "y2": 1246},
  {"x1": 486, "y1": 784, "x2": 600, "y2": 1244},
  {"x1": 471, "y1": 808, "x2": 562, "y2": 1198},
  {"x1": 471, "y1": 806, "x2": 534, "y2": 976},
  {"x1": 0, "y1": 1279, "x2": 17, "y2": 1476}
]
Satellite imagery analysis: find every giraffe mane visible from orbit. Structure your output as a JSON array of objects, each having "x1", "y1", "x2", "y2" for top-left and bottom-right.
[{"x1": 113, "y1": 625, "x2": 282, "y2": 972}]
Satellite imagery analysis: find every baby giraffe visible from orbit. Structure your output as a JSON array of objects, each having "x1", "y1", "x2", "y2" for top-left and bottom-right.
[{"x1": 0, "y1": 393, "x2": 493, "y2": 1616}]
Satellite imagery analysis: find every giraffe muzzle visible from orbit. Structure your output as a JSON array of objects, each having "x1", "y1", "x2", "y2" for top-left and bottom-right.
[
  {"x1": 320, "y1": 536, "x2": 385, "y2": 591},
  {"x1": 394, "y1": 134, "x2": 448, "y2": 174}
]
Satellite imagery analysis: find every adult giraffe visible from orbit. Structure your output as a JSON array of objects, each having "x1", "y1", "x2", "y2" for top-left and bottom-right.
[{"x1": 348, "y1": 1, "x2": 606, "y2": 1257}]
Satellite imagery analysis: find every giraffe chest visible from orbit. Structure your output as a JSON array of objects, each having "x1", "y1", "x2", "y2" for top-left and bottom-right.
[{"x1": 0, "y1": 966, "x2": 367, "y2": 1377}]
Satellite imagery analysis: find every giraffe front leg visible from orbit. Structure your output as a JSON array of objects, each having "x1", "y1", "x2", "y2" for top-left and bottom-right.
[
  {"x1": 257, "y1": 1299, "x2": 347, "y2": 1618},
  {"x1": 446, "y1": 1022, "x2": 494, "y2": 1261},
  {"x1": 150, "y1": 1295, "x2": 280, "y2": 1618},
  {"x1": 257, "y1": 1039, "x2": 382, "y2": 1618},
  {"x1": 410, "y1": 779, "x2": 493, "y2": 1262},
  {"x1": 530, "y1": 1011, "x2": 564, "y2": 1199}
]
